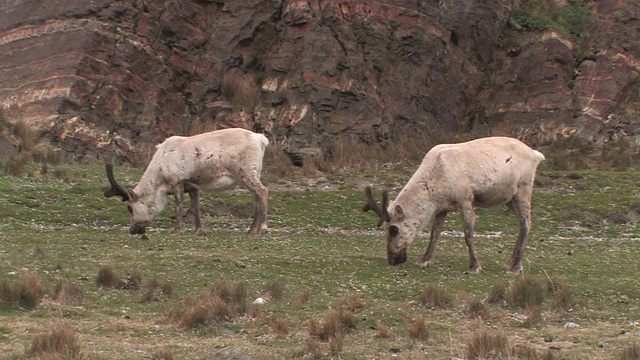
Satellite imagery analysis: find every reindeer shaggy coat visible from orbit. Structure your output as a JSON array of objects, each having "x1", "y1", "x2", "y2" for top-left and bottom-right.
[
  {"x1": 364, "y1": 136, "x2": 545, "y2": 274},
  {"x1": 105, "y1": 128, "x2": 269, "y2": 236}
]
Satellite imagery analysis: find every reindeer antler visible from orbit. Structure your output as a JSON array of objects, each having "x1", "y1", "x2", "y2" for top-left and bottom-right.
[
  {"x1": 104, "y1": 163, "x2": 130, "y2": 201},
  {"x1": 362, "y1": 186, "x2": 391, "y2": 227}
]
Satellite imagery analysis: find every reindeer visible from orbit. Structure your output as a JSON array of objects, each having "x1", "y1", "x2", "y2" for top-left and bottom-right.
[
  {"x1": 104, "y1": 128, "x2": 269, "y2": 237},
  {"x1": 363, "y1": 136, "x2": 545, "y2": 274}
]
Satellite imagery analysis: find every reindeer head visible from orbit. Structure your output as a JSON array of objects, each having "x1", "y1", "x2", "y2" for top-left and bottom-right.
[
  {"x1": 104, "y1": 163, "x2": 163, "y2": 235},
  {"x1": 363, "y1": 187, "x2": 418, "y2": 266}
]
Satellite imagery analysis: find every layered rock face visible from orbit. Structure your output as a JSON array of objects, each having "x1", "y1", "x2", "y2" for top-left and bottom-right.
[{"x1": 0, "y1": 0, "x2": 638, "y2": 163}]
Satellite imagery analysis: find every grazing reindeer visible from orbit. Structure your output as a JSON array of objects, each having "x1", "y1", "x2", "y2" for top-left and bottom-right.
[
  {"x1": 363, "y1": 137, "x2": 545, "y2": 274},
  {"x1": 105, "y1": 128, "x2": 269, "y2": 237}
]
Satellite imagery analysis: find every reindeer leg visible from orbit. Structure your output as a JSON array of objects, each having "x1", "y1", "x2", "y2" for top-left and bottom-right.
[
  {"x1": 505, "y1": 192, "x2": 532, "y2": 274},
  {"x1": 416, "y1": 211, "x2": 447, "y2": 268},
  {"x1": 461, "y1": 206, "x2": 482, "y2": 274},
  {"x1": 187, "y1": 186, "x2": 206, "y2": 237},
  {"x1": 243, "y1": 176, "x2": 268, "y2": 236},
  {"x1": 172, "y1": 182, "x2": 185, "y2": 235}
]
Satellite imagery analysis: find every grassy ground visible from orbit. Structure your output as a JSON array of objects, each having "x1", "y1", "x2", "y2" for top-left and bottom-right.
[{"x1": 0, "y1": 162, "x2": 639, "y2": 359}]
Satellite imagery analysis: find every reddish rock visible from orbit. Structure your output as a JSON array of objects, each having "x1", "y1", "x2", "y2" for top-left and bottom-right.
[{"x1": 0, "y1": 0, "x2": 638, "y2": 163}]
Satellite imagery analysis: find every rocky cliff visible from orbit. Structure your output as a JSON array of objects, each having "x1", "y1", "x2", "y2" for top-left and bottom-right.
[{"x1": 0, "y1": 0, "x2": 638, "y2": 164}]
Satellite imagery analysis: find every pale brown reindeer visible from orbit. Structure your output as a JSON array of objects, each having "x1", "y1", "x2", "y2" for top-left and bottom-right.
[
  {"x1": 105, "y1": 128, "x2": 269, "y2": 237},
  {"x1": 363, "y1": 137, "x2": 545, "y2": 274}
]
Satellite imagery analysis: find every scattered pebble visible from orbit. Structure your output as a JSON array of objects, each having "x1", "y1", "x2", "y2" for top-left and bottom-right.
[{"x1": 564, "y1": 321, "x2": 580, "y2": 328}]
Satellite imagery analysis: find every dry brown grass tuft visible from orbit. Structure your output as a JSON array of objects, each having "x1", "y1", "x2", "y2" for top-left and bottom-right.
[
  {"x1": 308, "y1": 307, "x2": 357, "y2": 344},
  {"x1": 0, "y1": 279, "x2": 13, "y2": 309},
  {"x1": 13, "y1": 120, "x2": 36, "y2": 153},
  {"x1": 487, "y1": 281, "x2": 507, "y2": 304},
  {"x1": 27, "y1": 323, "x2": 81, "y2": 360},
  {"x1": 304, "y1": 337, "x2": 323, "y2": 359},
  {"x1": 96, "y1": 266, "x2": 124, "y2": 290},
  {"x1": 329, "y1": 331, "x2": 344, "y2": 355},
  {"x1": 272, "y1": 316, "x2": 290, "y2": 337},
  {"x1": 151, "y1": 347, "x2": 173, "y2": 360},
  {"x1": 512, "y1": 343, "x2": 545, "y2": 359},
  {"x1": 264, "y1": 279, "x2": 285, "y2": 301},
  {"x1": 548, "y1": 278, "x2": 574, "y2": 311},
  {"x1": 4, "y1": 154, "x2": 27, "y2": 177},
  {"x1": 465, "y1": 298, "x2": 490, "y2": 320},
  {"x1": 419, "y1": 284, "x2": 454, "y2": 310},
  {"x1": 508, "y1": 275, "x2": 545, "y2": 309},
  {"x1": 14, "y1": 272, "x2": 46, "y2": 310},
  {"x1": 33, "y1": 246, "x2": 46, "y2": 260},
  {"x1": 375, "y1": 322, "x2": 391, "y2": 339},
  {"x1": 140, "y1": 278, "x2": 173, "y2": 303},
  {"x1": 292, "y1": 288, "x2": 311, "y2": 305},
  {"x1": 264, "y1": 142, "x2": 296, "y2": 177},
  {"x1": 53, "y1": 279, "x2": 84, "y2": 306},
  {"x1": 167, "y1": 278, "x2": 248, "y2": 329},
  {"x1": 332, "y1": 293, "x2": 366, "y2": 313},
  {"x1": 620, "y1": 342, "x2": 640, "y2": 360},
  {"x1": 407, "y1": 315, "x2": 429, "y2": 341},
  {"x1": 523, "y1": 305, "x2": 543, "y2": 327},
  {"x1": 466, "y1": 329, "x2": 509, "y2": 359},
  {"x1": 220, "y1": 71, "x2": 259, "y2": 111}
]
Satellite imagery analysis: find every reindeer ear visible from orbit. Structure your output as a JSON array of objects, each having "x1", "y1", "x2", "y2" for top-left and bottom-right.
[{"x1": 394, "y1": 205, "x2": 405, "y2": 220}]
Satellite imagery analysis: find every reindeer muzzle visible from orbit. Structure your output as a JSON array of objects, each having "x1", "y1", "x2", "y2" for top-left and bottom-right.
[
  {"x1": 129, "y1": 224, "x2": 147, "y2": 235},
  {"x1": 388, "y1": 248, "x2": 408, "y2": 266}
]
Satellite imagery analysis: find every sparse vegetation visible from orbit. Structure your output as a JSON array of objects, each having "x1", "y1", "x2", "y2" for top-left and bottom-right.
[
  {"x1": 407, "y1": 314, "x2": 428, "y2": 341},
  {"x1": 419, "y1": 283, "x2": 454, "y2": 310},
  {"x1": 514, "y1": 0, "x2": 592, "y2": 43},
  {"x1": 507, "y1": 274, "x2": 545, "y2": 309},
  {"x1": 53, "y1": 279, "x2": 84, "y2": 306},
  {"x1": 27, "y1": 323, "x2": 81, "y2": 360},
  {"x1": 167, "y1": 278, "x2": 249, "y2": 329},
  {"x1": 466, "y1": 329, "x2": 509, "y2": 359},
  {"x1": 96, "y1": 266, "x2": 124, "y2": 290},
  {"x1": 0, "y1": 161, "x2": 639, "y2": 358}
]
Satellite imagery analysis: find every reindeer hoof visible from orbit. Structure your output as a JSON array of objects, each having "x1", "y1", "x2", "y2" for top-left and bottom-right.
[
  {"x1": 464, "y1": 266, "x2": 483, "y2": 275},
  {"x1": 195, "y1": 229, "x2": 207, "y2": 237},
  {"x1": 506, "y1": 266, "x2": 522, "y2": 275},
  {"x1": 140, "y1": 234, "x2": 149, "y2": 240},
  {"x1": 415, "y1": 259, "x2": 433, "y2": 268},
  {"x1": 171, "y1": 229, "x2": 184, "y2": 236}
]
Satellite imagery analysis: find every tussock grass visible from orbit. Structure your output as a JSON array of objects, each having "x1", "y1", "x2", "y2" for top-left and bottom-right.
[
  {"x1": 1, "y1": 164, "x2": 640, "y2": 358},
  {"x1": 548, "y1": 278, "x2": 574, "y2": 311},
  {"x1": 620, "y1": 343, "x2": 640, "y2": 360},
  {"x1": 375, "y1": 322, "x2": 391, "y2": 339},
  {"x1": 27, "y1": 323, "x2": 81, "y2": 360},
  {"x1": 407, "y1": 314, "x2": 428, "y2": 341},
  {"x1": 220, "y1": 71, "x2": 259, "y2": 111},
  {"x1": 167, "y1": 278, "x2": 249, "y2": 329},
  {"x1": 465, "y1": 298, "x2": 490, "y2": 320},
  {"x1": 53, "y1": 279, "x2": 84, "y2": 306},
  {"x1": 13, "y1": 120, "x2": 36, "y2": 153},
  {"x1": 272, "y1": 316, "x2": 290, "y2": 337},
  {"x1": 292, "y1": 288, "x2": 311, "y2": 305},
  {"x1": 466, "y1": 329, "x2": 509, "y2": 359},
  {"x1": 419, "y1": 284, "x2": 454, "y2": 310},
  {"x1": 151, "y1": 347, "x2": 173, "y2": 360},
  {"x1": 4, "y1": 154, "x2": 27, "y2": 177},
  {"x1": 140, "y1": 278, "x2": 173, "y2": 303},
  {"x1": 14, "y1": 272, "x2": 46, "y2": 310},
  {"x1": 0, "y1": 279, "x2": 13, "y2": 309},
  {"x1": 507, "y1": 275, "x2": 545, "y2": 309},
  {"x1": 95, "y1": 266, "x2": 123, "y2": 290},
  {"x1": 264, "y1": 279, "x2": 285, "y2": 301}
]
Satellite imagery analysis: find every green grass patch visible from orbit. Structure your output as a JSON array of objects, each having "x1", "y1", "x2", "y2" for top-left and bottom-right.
[{"x1": 0, "y1": 164, "x2": 638, "y2": 358}]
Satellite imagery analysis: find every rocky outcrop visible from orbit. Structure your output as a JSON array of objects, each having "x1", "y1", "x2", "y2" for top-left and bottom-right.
[{"x1": 0, "y1": 0, "x2": 638, "y2": 164}]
